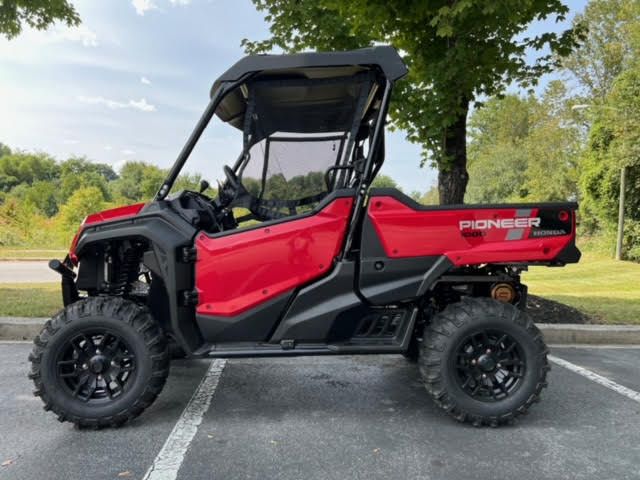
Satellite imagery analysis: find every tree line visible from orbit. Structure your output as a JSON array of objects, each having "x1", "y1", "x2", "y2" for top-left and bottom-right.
[{"x1": 0, "y1": 150, "x2": 204, "y2": 248}]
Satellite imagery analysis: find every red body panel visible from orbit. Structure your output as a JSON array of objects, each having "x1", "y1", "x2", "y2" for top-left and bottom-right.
[
  {"x1": 69, "y1": 203, "x2": 146, "y2": 264},
  {"x1": 367, "y1": 197, "x2": 575, "y2": 266},
  {"x1": 195, "y1": 198, "x2": 354, "y2": 317},
  {"x1": 83, "y1": 203, "x2": 146, "y2": 226}
]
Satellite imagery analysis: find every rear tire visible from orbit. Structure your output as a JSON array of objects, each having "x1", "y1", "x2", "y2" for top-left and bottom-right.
[
  {"x1": 29, "y1": 296, "x2": 170, "y2": 428},
  {"x1": 418, "y1": 297, "x2": 549, "y2": 426}
]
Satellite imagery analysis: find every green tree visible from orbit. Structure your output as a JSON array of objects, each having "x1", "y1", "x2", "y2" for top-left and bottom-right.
[
  {"x1": 562, "y1": 0, "x2": 638, "y2": 102},
  {"x1": 0, "y1": 143, "x2": 11, "y2": 158},
  {"x1": 57, "y1": 186, "x2": 105, "y2": 234},
  {"x1": 466, "y1": 82, "x2": 581, "y2": 203},
  {"x1": 519, "y1": 81, "x2": 581, "y2": 201},
  {"x1": 371, "y1": 174, "x2": 400, "y2": 190},
  {"x1": 59, "y1": 157, "x2": 116, "y2": 202},
  {"x1": 580, "y1": 64, "x2": 640, "y2": 260},
  {"x1": 0, "y1": 0, "x2": 80, "y2": 39},
  {"x1": 419, "y1": 186, "x2": 440, "y2": 205},
  {"x1": 111, "y1": 161, "x2": 165, "y2": 202},
  {"x1": 9, "y1": 180, "x2": 59, "y2": 216},
  {"x1": 466, "y1": 95, "x2": 534, "y2": 203},
  {"x1": 0, "y1": 152, "x2": 60, "y2": 192},
  {"x1": 243, "y1": 0, "x2": 581, "y2": 204}
]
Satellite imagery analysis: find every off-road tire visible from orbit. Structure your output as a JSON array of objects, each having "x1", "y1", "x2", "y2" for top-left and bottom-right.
[
  {"x1": 418, "y1": 297, "x2": 549, "y2": 427},
  {"x1": 29, "y1": 296, "x2": 170, "y2": 428}
]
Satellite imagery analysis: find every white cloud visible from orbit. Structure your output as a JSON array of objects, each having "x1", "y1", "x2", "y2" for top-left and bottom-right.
[
  {"x1": 63, "y1": 139, "x2": 80, "y2": 145},
  {"x1": 140, "y1": 76, "x2": 152, "y2": 85},
  {"x1": 104, "y1": 145, "x2": 113, "y2": 151},
  {"x1": 121, "y1": 149, "x2": 136, "y2": 156},
  {"x1": 129, "y1": 98, "x2": 156, "y2": 112},
  {"x1": 170, "y1": 0, "x2": 192, "y2": 5},
  {"x1": 55, "y1": 25, "x2": 99, "y2": 47},
  {"x1": 132, "y1": 0, "x2": 157, "y2": 15},
  {"x1": 77, "y1": 95, "x2": 157, "y2": 112}
]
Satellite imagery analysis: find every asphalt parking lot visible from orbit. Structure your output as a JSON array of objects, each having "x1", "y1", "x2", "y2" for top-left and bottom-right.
[{"x1": 1, "y1": 343, "x2": 639, "y2": 480}]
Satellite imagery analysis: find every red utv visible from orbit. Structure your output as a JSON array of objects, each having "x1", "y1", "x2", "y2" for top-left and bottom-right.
[{"x1": 30, "y1": 46, "x2": 580, "y2": 428}]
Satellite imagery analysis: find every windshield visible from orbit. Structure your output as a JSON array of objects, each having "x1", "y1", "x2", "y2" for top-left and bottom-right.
[
  {"x1": 235, "y1": 73, "x2": 374, "y2": 209},
  {"x1": 240, "y1": 133, "x2": 346, "y2": 202}
]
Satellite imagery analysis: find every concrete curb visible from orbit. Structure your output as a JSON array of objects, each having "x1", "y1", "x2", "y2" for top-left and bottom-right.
[
  {"x1": 1, "y1": 317, "x2": 640, "y2": 345},
  {"x1": 537, "y1": 323, "x2": 640, "y2": 345},
  {"x1": 0, "y1": 317, "x2": 48, "y2": 341}
]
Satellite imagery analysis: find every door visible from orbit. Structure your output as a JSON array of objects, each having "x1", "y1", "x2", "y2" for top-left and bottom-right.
[{"x1": 194, "y1": 192, "x2": 354, "y2": 318}]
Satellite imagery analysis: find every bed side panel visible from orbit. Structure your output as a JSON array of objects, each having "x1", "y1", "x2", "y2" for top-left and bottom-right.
[{"x1": 366, "y1": 191, "x2": 578, "y2": 267}]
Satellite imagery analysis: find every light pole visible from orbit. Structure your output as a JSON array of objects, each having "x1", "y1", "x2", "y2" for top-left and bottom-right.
[
  {"x1": 572, "y1": 103, "x2": 627, "y2": 260},
  {"x1": 616, "y1": 166, "x2": 626, "y2": 260}
]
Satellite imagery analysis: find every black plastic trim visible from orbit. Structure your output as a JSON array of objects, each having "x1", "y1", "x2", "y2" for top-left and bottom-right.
[
  {"x1": 271, "y1": 261, "x2": 363, "y2": 343},
  {"x1": 196, "y1": 291, "x2": 294, "y2": 343},
  {"x1": 553, "y1": 241, "x2": 582, "y2": 265},
  {"x1": 195, "y1": 307, "x2": 418, "y2": 358}
]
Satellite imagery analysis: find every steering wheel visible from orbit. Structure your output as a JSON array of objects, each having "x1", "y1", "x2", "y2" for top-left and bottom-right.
[
  {"x1": 223, "y1": 165, "x2": 240, "y2": 190},
  {"x1": 217, "y1": 165, "x2": 241, "y2": 208}
]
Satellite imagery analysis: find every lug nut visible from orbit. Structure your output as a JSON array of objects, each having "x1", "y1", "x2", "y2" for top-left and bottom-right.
[
  {"x1": 497, "y1": 363, "x2": 502, "y2": 368},
  {"x1": 486, "y1": 349, "x2": 492, "y2": 354},
  {"x1": 82, "y1": 363, "x2": 88, "y2": 370},
  {"x1": 471, "y1": 359, "x2": 476, "y2": 365},
  {"x1": 98, "y1": 375, "x2": 102, "y2": 380},
  {"x1": 111, "y1": 361, "x2": 117, "y2": 367},
  {"x1": 482, "y1": 373, "x2": 487, "y2": 379},
  {"x1": 96, "y1": 349, "x2": 101, "y2": 354}
]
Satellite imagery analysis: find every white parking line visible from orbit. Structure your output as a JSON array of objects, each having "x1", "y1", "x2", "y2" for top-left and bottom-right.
[
  {"x1": 143, "y1": 359, "x2": 227, "y2": 480},
  {"x1": 549, "y1": 354, "x2": 640, "y2": 404}
]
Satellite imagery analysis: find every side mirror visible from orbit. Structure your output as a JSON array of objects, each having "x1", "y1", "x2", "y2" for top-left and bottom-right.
[{"x1": 199, "y1": 179, "x2": 210, "y2": 194}]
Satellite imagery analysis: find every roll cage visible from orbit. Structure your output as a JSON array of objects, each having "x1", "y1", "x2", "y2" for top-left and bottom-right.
[{"x1": 154, "y1": 46, "x2": 408, "y2": 240}]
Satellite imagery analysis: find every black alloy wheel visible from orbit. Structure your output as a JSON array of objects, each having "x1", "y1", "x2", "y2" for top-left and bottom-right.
[
  {"x1": 454, "y1": 329, "x2": 525, "y2": 402},
  {"x1": 56, "y1": 330, "x2": 136, "y2": 402}
]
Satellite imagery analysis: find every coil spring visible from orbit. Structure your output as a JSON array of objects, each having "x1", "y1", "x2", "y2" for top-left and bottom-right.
[{"x1": 111, "y1": 248, "x2": 140, "y2": 296}]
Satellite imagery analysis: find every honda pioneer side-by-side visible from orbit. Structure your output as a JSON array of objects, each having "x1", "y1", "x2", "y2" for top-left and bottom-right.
[{"x1": 29, "y1": 46, "x2": 580, "y2": 428}]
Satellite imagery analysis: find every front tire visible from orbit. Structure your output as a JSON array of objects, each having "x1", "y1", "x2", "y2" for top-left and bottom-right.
[
  {"x1": 29, "y1": 297, "x2": 170, "y2": 428},
  {"x1": 419, "y1": 297, "x2": 549, "y2": 426}
]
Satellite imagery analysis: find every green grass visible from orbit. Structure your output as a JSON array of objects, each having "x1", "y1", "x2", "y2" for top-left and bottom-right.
[
  {"x1": 0, "y1": 283, "x2": 61, "y2": 317},
  {"x1": 524, "y1": 250, "x2": 640, "y2": 324},
  {"x1": 0, "y1": 248, "x2": 67, "y2": 261}
]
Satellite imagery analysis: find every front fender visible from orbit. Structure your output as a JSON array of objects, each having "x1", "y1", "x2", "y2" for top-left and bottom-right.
[{"x1": 74, "y1": 201, "x2": 203, "y2": 354}]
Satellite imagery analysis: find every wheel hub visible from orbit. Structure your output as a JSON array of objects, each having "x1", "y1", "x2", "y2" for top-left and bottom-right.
[
  {"x1": 88, "y1": 355, "x2": 108, "y2": 374},
  {"x1": 476, "y1": 354, "x2": 496, "y2": 372}
]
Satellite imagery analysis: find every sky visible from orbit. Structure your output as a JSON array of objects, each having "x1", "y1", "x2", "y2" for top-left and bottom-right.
[{"x1": 0, "y1": 0, "x2": 587, "y2": 194}]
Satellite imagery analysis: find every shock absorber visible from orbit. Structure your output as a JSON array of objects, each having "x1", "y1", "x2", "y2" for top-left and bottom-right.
[{"x1": 111, "y1": 247, "x2": 141, "y2": 296}]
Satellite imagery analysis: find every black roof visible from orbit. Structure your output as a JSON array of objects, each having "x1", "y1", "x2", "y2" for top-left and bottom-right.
[{"x1": 211, "y1": 46, "x2": 407, "y2": 95}]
